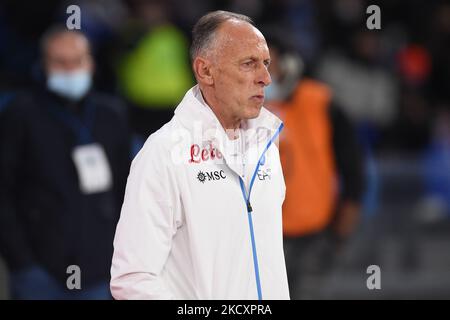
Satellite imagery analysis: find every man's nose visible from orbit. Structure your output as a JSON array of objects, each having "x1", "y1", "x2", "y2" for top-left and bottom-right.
[
  {"x1": 63, "y1": 61, "x2": 83, "y2": 72},
  {"x1": 256, "y1": 65, "x2": 272, "y2": 87}
]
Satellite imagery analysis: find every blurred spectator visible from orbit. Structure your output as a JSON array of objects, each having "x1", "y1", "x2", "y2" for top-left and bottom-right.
[
  {"x1": 116, "y1": 0, "x2": 194, "y2": 138},
  {"x1": 0, "y1": 26, "x2": 131, "y2": 299},
  {"x1": 265, "y1": 39, "x2": 365, "y2": 299},
  {"x1": 380, "y1": 44, "x2": 432, "y2": 152},
  {"x1": 57, "y1": 0, "x2": 131, "y2": 94},
  {"x1": 315, "y1": 30, "x2": 399, "y2": 129}
]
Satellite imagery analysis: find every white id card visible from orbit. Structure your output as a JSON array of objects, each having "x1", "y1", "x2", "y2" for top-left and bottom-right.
[{"x1": 72, "y1": 143, "x2": 113, "y2": 194}]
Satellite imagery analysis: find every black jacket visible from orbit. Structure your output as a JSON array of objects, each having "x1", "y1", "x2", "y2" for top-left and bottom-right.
[{"x1": 0, "y1": 88, "x2": 131, "y2": 286}]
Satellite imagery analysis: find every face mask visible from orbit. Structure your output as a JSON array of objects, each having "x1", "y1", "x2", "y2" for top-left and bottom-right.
[
  {"x1": 47, "y1": 70, "x2": 92, "y2": 101},
  {"x1": 265, "y1": 80, "x2": 282, "y2": 102}
]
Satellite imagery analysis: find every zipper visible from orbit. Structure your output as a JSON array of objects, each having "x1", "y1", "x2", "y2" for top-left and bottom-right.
[{"x1": 238, "y1": 122, "x2": 284, "y2": 300}]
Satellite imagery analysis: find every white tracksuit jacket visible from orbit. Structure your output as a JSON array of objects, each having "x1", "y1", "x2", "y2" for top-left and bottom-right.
[{"x1": 110, "y1": 85, "x2": 290, "y2": 300}]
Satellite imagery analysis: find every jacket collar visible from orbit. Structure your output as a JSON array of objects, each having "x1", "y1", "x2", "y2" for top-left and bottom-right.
[
  {"x1": 173, "y1": 85, "x2": 283, "y2": 174},
  {"x1": 174, "y1": 85, "x2": 282, "y2": 145}
]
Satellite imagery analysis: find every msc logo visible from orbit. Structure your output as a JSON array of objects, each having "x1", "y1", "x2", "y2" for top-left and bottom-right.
[{"x1": 197, "y1": 170, "x2": 226, "y2": 183}]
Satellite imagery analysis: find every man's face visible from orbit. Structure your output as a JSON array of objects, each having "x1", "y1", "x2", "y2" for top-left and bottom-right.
[
  {"x1": 44, "y1": 32, "x2": 93, "y2": 75},
  {"x1": 209, "y1": 21, "x2": 271, "y2": 122}
]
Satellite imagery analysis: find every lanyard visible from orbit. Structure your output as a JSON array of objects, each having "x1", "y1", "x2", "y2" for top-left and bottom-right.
[
  {"x1": 46, "y1": 98, "x2": 97, "y2": 145},
  {"x1": 238, "y1": 122, "x2": 284, "y2": 301}
]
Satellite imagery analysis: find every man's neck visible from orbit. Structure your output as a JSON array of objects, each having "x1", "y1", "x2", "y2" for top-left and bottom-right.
[{"x1": 198, "y1": 87, "x2": 241, "y2": 140}]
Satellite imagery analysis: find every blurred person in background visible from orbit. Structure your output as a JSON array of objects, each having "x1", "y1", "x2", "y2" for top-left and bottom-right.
[
  {"x1": 315, "y1": 29, "x2": 399, "y2": 131},
  {"x1": 264, "y1": 36, "x2": 365, "y2": 299},
  {"x1": 116, "y1": 0, "x2": 194, "y2": 139},
  {"x1": 0, "y1": 26, "x2": 131, "y2": 299}
]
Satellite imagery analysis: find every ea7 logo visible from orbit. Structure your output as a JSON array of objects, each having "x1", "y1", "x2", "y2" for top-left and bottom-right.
[
  {"x1": 197, "y1": 170, "x2": 226, "y2": 183},
  {"x1": 257, "y1": 168, "x2": 271, "y2": 181}
]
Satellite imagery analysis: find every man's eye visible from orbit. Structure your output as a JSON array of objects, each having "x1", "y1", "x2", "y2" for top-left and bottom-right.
[{"x1": 243, "y1": 61, "x2": 254, "y2": 67}]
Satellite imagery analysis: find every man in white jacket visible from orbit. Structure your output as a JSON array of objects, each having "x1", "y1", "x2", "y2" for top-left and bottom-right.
[{"x1": 110, "y1": 10, "x2": 290, "y2": 300}]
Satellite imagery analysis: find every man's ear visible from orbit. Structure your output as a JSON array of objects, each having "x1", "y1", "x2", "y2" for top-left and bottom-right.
[{"x1": 193, "y1": 57, "x2": 214, "y2": 86}]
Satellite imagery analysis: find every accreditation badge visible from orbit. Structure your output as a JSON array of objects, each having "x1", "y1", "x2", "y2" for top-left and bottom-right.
[{"x1": 72, "y1": 143, "x2": 113, "y2": 194}]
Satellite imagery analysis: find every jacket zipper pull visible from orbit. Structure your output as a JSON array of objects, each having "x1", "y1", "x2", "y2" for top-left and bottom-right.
[{"x1": 247, "y1": 200, "x2": 253, "y2": 213}]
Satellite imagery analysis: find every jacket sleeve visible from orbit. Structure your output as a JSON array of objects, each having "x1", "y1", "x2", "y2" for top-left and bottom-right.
[
  {"x1": 0, "y1": 101, "x2": 37, "y2": 270},
  {"x1": 110, "y1": 135, "x2": 182, "y2": 300}
]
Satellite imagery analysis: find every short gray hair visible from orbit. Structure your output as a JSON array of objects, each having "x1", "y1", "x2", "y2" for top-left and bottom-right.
[{"x1": 190, "y1": 10, "x2": 253, "y2": 61}]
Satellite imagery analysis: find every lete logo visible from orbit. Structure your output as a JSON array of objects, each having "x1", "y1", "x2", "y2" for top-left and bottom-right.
[{"x1": 189, "y1": 143, "x2": 223, "y2": 163}]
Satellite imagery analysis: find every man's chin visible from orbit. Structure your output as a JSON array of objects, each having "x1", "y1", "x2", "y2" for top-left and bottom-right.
[{"x1": 245, "y1": 107, "x2": 262, "y2": 119}]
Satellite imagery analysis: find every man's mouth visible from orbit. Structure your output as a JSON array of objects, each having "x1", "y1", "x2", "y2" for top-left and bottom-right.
[{"x1": 251, "y1": 94, "x2": 265, "y2": 101}]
